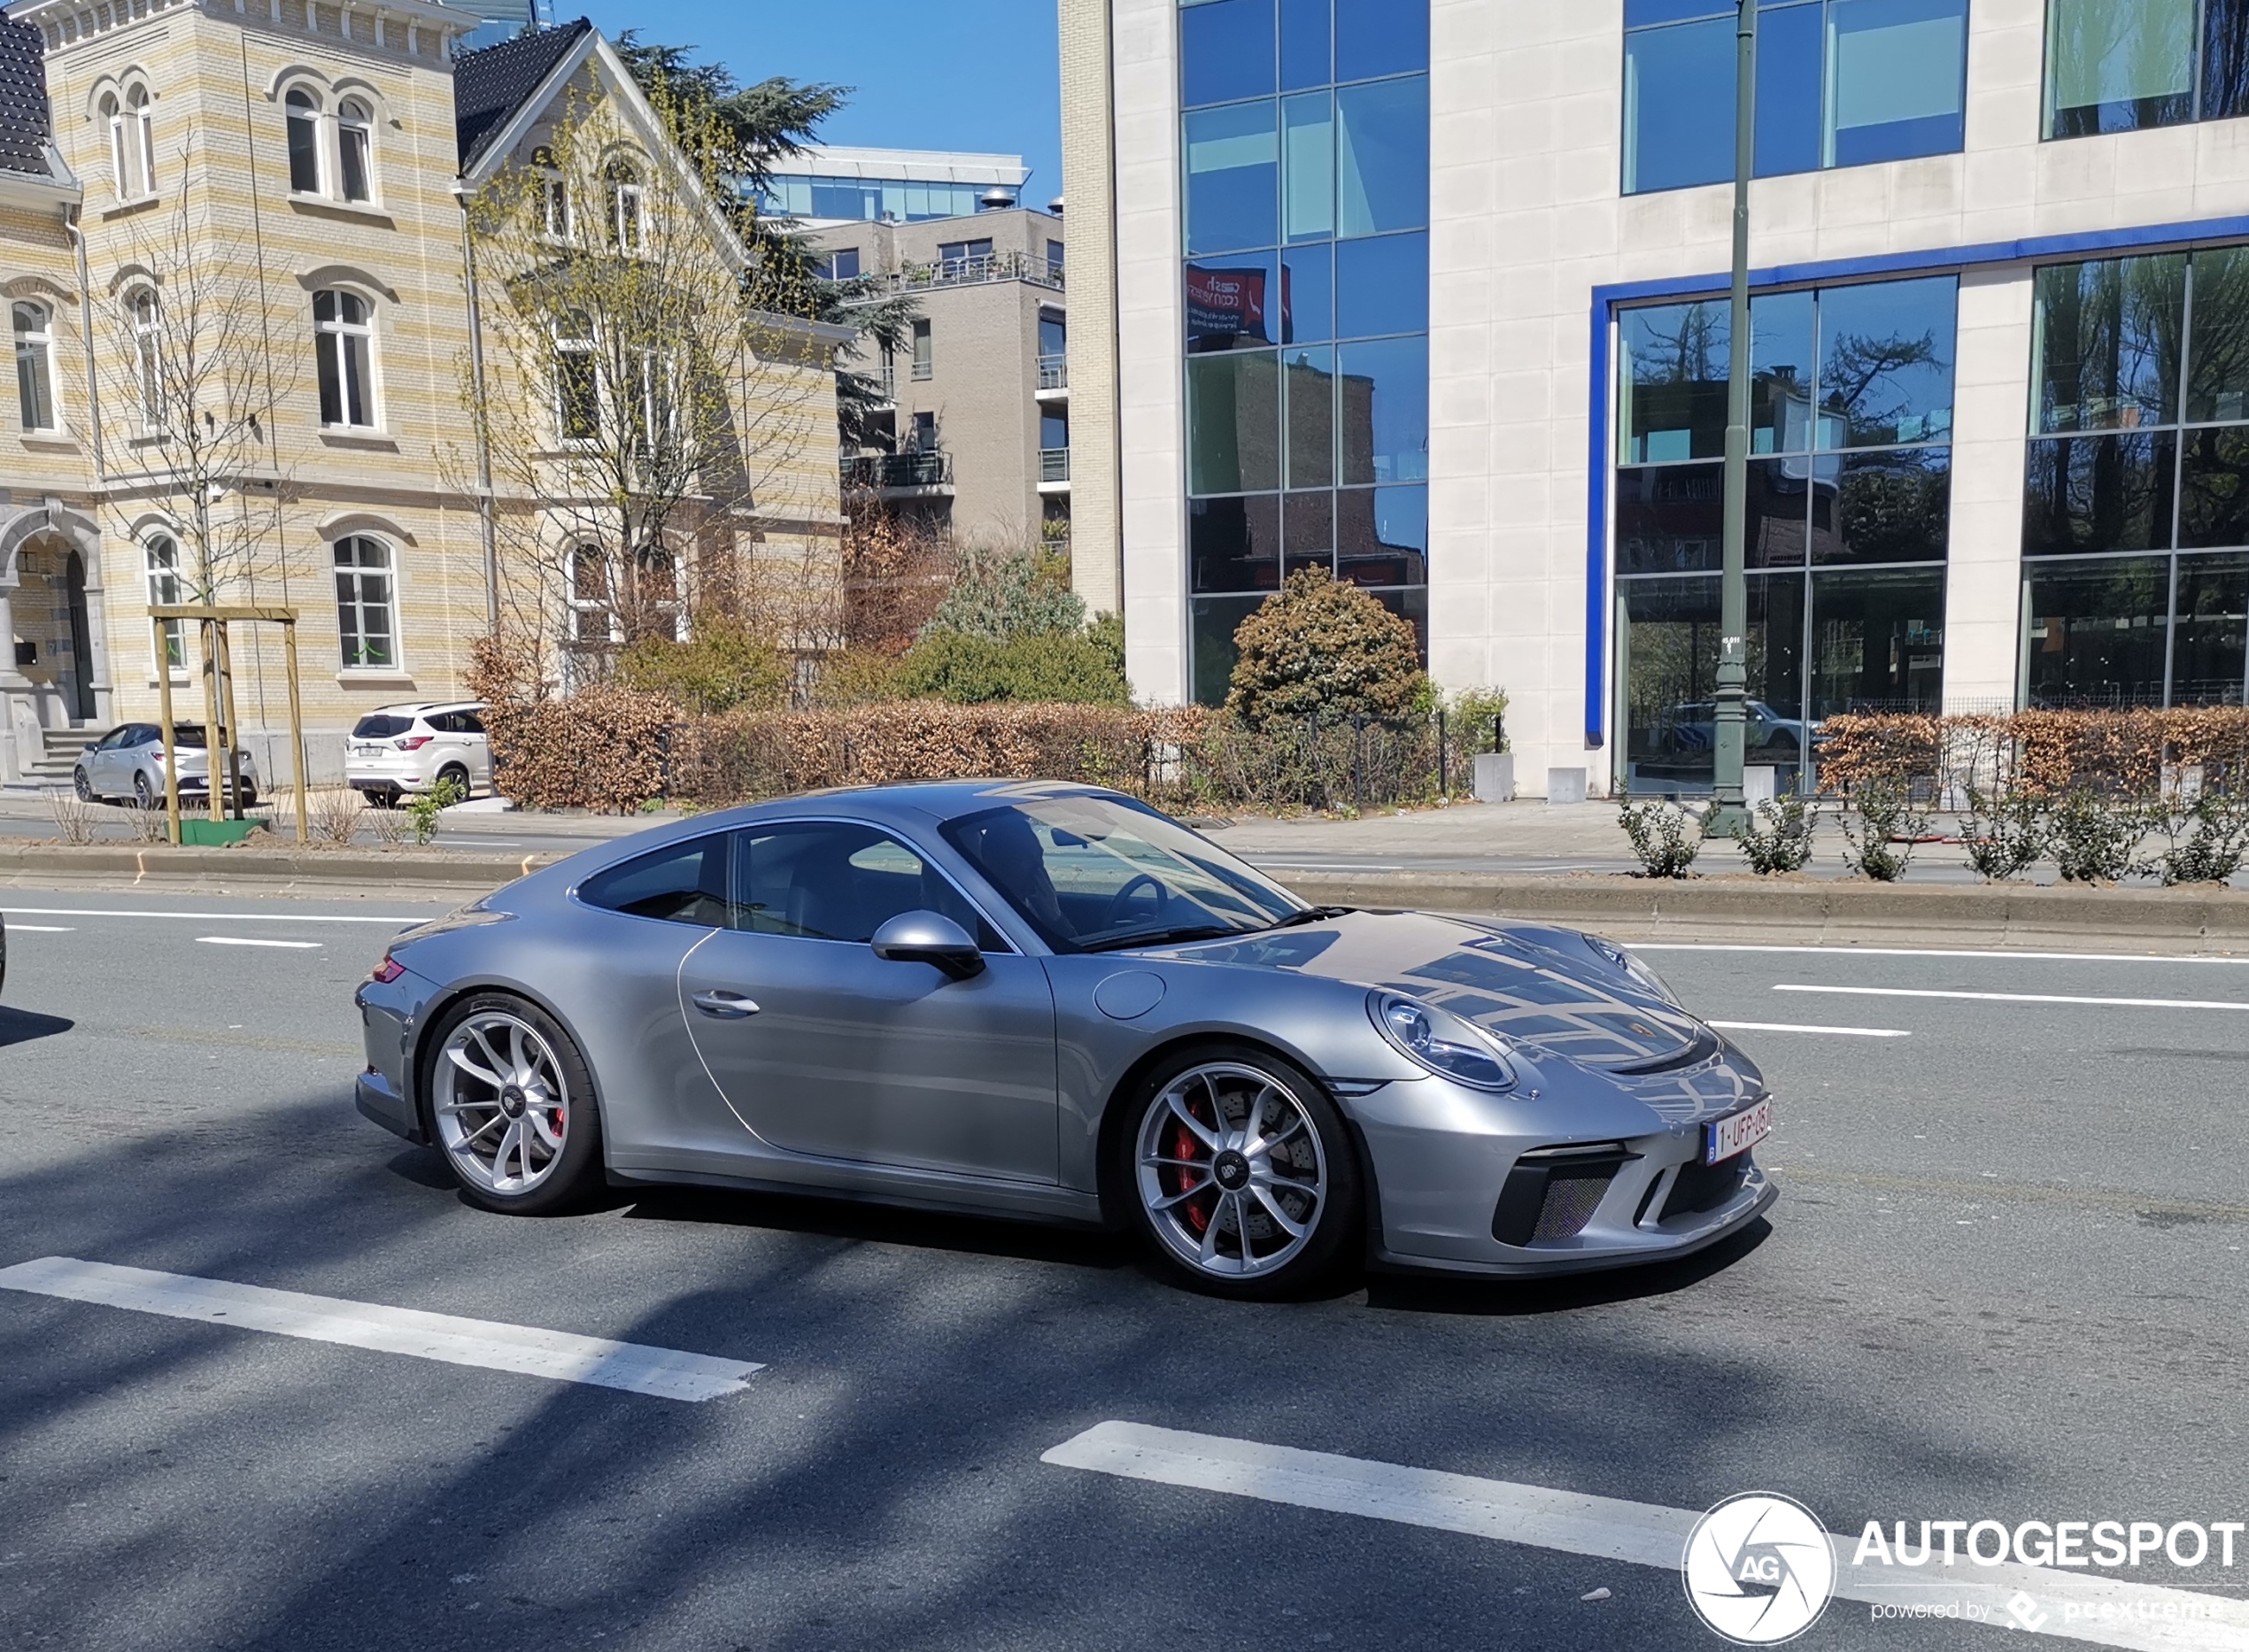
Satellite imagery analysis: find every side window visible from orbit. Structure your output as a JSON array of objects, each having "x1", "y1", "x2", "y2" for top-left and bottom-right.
[
  {"x1": 730, "y1": 822, "x2": 1005, "y2": 948},
  {"x1": 457, "y1": 711, "x2": 486, "y2": 735},
  {"x1": 579, "y1": 835, "x2": 736, "y2": 929}
]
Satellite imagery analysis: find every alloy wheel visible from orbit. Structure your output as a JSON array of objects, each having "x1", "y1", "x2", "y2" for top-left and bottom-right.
[
  {"x1": 1135, "y1": 1061, "x2": 1327, "y2": 1279},
  {"x1": 433, "y1": 1010, "x2": 571, "y2": 1196}
]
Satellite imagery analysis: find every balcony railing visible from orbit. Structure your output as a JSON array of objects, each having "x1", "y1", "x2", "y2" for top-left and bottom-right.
[
  {"x1": 1039, "y1": 448, "x2": 1070, "y2": 483},
  {"x1": 865, "y1": 251, "x2": 1065, "y2": 296},
  {"x1": 1037, "y1": 353, "x2": 1068, "y2": 390},
  {"x1": 843, "y1": 450, "x2": 952, "y2": 489}
]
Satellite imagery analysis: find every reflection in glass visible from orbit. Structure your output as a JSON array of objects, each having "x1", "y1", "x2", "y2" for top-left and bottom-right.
[
  {"x1": 1186, "y1": 255, "x2": 1282, "y2": 353},
  {"x1": 1755, "y1": 2, "x2": 1823, "y2": 176},
  {"x1": 1338, "y1": 485, "x2": 1426, "y2": 585},
  {"x1": 1616, "y1": 464, "x2": 1723, "y2": 574},
  {"x1": 1755, "y1": 458, "x2": 1817, "y2": 566},
  {"x1": 1187, "y1": 351, "x2": 1281, "y2": 495},
  {"x1": 2185, "y1": 246, "x2": 2249, "y2": 423},
  {"x1": 1825, "y1": 0, "x2": 1967, "y2": 166},
  {"x1": 2172, "y1": 553, "x2": 2249, "y2": 703},
  {"x1": 1623, "y1": 16, "x2": 1735, "y2": 194},
  {"x1": 1619, "y1": 291, "x2": 1818, "y2": 463},
  {"x1": 1822, "y1": 447, "x2": 1951, "y2": 563},
  {"x1": 1181, "y1": 0, "x2": 1277, "y2": 110},
  {"x1": 1283, "y1": 345, "x2": 1335, "y2": 488},
  {"x1": 1338, "y1": 336, "x2": 1428, "y2": 484},
  {"x1": 1335, "y1": 232, "x2": 1427, "y2": 338},
  {"x1": 1815, "y1": 274, "x2": 1958, "y2": 447},
  {"x1": 1280, "y1": 0, "x2": 1330, "y2": 90},
  {"x1": 1283, "y1": 489, "x2": 1333, "y2": 569},
  {"x1": 2032, "y1": 254, "x2": 2184, "y2": 432},
  {"x1": 1370, "y1": 586, "x2": 1429, "y2": 660},
  {"x1": 1619, "y1": 573, "x2": 1806, "y2": 794},
  {"x1": 2044, "y1": 0, "x2": 2194, "y2": 136},
  {"x1": 1282, "y1": 243, "x2": 1333, "y2": 344},
  {"x1": 1335, "y1": 0, "x2": 1427, "y2": 81},
  {"x1": 1185, "y1": 101, "x2": 1279, "y2": 256},
  {"x1": 1282, "y1": 92, "x2": 1334, "y2": 243},
  {"x1": 1192, "y1": 594, "x2": 1266, "y2": 706},
  {"x1": 2021, "y1": 556, "x2": 2171, "y2": 706},
  {"x1": 2023, "y1": 431, "x2": 2178, "y2": 556},
  {"x1": 1190, "y1": 494, "x2": 1281, "y2": 592},
  {"x1": 2180, "y1": 426, "x2": 2249, "y2": 550},
  {"x1": 2207, "y1": 0, "x2": 2249, "y2": 120},
  {"x1": 1335, "y1": 75, "x2": 1429, "y2": 236},
  {"x1": 1809, "y1": 566, "x2": 1946, "y2": 717}
]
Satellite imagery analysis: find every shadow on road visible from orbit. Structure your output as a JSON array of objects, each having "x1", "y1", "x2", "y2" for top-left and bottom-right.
[
  {"x1": 1364, "y1": 1216, "x2": 1772, "y2": 1316},
  {"x1": 0, "y1": 1005, "x2": 73, "y2": 1047}
]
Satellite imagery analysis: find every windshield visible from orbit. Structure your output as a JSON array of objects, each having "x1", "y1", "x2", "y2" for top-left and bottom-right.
[{"x1": 941, "y1": 795, "x2": 1302, "y2": 953}]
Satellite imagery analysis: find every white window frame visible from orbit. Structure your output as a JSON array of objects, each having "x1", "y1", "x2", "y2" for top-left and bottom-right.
[
  {"x1": 607, "y1": 163, "x2": 645, "y2": 254},
  {"x1": 313, "y1": 289, "x2": 376, "y2": 429},
  {"x1": 535, "y1": 149, "x2": 573, "y2": 242},
  {"x1": 553, "y1": 313, "x2": 600, "y2": 446},
  {"x1": 128, "y1": 289, "x2": 163, "y2": 432},
  {"x1": 103, "y1": 86, "x2": 155, "y2": 203},
  {"x1": 145, "y1": 533, "x2": 184, "y2": 674},
  {"x1": 336, "y1": 96, "x2": 375, "y2": 204},
  {"x1": 333, "y1": 534, "x2": 399, "y2": 669},
  {"x1": 567, "y1": 543, "x2": 616, "y2": 647},
  {"x1": 284, "y1": 87, "x2": 325, "y2": 196},
  {"x1": 12, "y1": 300, "x2": 58, "y2": 433}
]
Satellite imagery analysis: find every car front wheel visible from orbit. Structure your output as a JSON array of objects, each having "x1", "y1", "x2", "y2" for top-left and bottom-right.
[
  {"x1": 72, "y1": 767, "x2": 93, "y2": 802},
  {"x1": 1121, "y1": 1046, "x2": 1362, "y2": 1299},
  {"x1": 424, "y1": 994, "x2": 602, "y2": 1216}
]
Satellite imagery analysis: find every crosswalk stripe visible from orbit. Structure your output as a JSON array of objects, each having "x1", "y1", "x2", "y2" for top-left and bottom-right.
[
  {"x1": 0, "y1": 1257, "x2": 760, "y2": 1402},
  {"x1": 1042, "y1": 1422, "x2": 2249, "y2": 1650}
]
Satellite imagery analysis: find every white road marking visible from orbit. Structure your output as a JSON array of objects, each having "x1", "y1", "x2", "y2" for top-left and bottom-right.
[
  {"x1": 4, "y1": 924, "x2": 73, "y2": 932},
  {"x1": 196, "y1": 937, "x2": 322, "y2": 950},
  {"x1": 1635, "y1": 943, "x2": 2249, "y2": 964},
  {"x1": 1710, "y1": 1020, "x2": 1910, "y2": 1038},
  {"x1": 0, "y1": 1257, "x2": 761, "y2": 1402},
  {"x1": 0, "y1": 907, "x2": 425, "y2": 924},
  {"x1": 1775, "y1": 984, "x2": 2249, "y2": 1012},
  {"x1": 1253, "y1": 861, "x2": 1408, "y2": 872},
  {"x1": 1043, "y1": 1422, "x2": 2249, "y2": 1651}
]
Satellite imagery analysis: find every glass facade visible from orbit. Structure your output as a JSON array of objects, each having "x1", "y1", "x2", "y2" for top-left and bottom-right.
[
  {"x1": 2043, "y1": 0, "x2": 2249, "y2": 138},
  {"x1": 762, "y1": 175, "x2": 994, "y2": 222},
  {"x1": 1615, "y1": 276, "x2": 1958, "y2": 793},
  {"x1": 1180, "y1": 0, "x2": 1429, "y2": 703},
  {"x1": 2022, "y1": 246, "x2": 2249, "y2": 706},
  {"x1": 1623, "y1": 0, "x2": 1969, "y2": 195}
]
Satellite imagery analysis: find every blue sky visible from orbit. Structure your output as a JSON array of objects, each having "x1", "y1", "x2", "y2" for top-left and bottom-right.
[{"x1": 579, "y1": 1, "x2": 1065, "y2": 205}]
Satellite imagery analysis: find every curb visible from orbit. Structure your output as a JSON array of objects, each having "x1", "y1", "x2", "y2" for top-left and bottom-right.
[{"x1": 0, "y1": 844, "x2": 567, "y2": 888}]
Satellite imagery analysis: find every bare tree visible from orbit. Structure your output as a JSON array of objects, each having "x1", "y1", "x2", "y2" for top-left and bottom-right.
[{"x1": 459, "y1": 77, "x2": 835, "y2": 692}]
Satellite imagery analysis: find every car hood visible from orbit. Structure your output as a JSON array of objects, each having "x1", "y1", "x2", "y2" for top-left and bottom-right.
[{"x1": 1160, "y1": 909, "x2": 1716, "y2": 1073}]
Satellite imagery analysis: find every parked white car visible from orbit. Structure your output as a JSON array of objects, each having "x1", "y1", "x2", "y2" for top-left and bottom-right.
[{"x1": 344, "y1": 702, "x2": 491, "y2": 807}]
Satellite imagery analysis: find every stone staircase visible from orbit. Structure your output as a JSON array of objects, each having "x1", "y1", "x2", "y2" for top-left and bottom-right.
[{"x1": 13, "y1": 727, "x2": 97, "y2": 789}]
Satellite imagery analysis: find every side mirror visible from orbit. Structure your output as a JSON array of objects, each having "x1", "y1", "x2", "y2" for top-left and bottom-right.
[{"x1": 870, "y1": 911, "x2": 985, "y2": 979}]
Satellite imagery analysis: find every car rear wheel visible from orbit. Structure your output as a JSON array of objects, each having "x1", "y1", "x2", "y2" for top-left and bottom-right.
[
  {"x1": 436, "y1": 761, "x2": 471, "y2": 800},
  {"x1": 424, "y1": 994, "x2": 602, "y2": 1216},
  {"x1": 133, "y1": 772, "x2": 154, "y2": 809},
  {"x1": 1121, "y1": 1046, "x2": 1362, "y2": 1299}
]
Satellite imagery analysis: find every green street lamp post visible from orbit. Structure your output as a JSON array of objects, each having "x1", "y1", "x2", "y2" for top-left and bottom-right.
[{"x1": 1710, "y1": 0, "x2": 1759, "y2": 835}]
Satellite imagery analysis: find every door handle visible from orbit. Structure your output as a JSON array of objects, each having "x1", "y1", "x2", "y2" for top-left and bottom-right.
[{"x1": 692, "y1": 990, "x2": 760, "y2": 1019}]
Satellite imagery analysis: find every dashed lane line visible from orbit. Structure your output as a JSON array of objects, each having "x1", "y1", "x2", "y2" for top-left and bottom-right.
[
  {"x1": 1043, "y1": 1421, "x2": 2249, "y2": 1650},
  {"x1": 195, "y1": 937, "x2": 322, "y2": 949},
  {"x1": 0, "y1": 1257, "x2": 761, "y2": 1402},
  {"x1": 1637, "y1": 944, "x2": 2249, "y2": 964},
  {"x1": 1710, "y1": 1020, "x2": 1911, "y2": 1038},
  {"x1": 0, "y1": 907, "x2": 427, "y2": 924},
  {"x1": 1775, "y1": 984, "x2": 2249, "y2": 1012}
]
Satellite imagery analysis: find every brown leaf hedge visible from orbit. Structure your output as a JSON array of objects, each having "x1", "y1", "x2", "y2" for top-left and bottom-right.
[{"x1": 1817, "y1": 708, "x2": 2249, "y2": 796}]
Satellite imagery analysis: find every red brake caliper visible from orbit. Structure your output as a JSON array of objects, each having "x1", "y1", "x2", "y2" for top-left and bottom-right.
[{"x1": 1170, "y1": 1116, "x2": 1212, "y2": 1232}]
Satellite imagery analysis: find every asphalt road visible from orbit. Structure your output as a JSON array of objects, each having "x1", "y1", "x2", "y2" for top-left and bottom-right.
[{"x1": 2, "y1": 891, "x2": 2246, "y2": 1651}]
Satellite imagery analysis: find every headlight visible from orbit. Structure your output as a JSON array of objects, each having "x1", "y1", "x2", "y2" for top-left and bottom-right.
[
  {"x1": 1584, "y1": 936, "x2": 1679, "y2": 1005},
  {"x1": 1368, "y1": 991, "x2": 1515, "y2": 1091}
]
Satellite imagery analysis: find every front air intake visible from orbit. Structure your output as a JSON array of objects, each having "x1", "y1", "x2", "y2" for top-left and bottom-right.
[{"x1": 1491, "y1": 1142, "x2": 1639, "y2": 1246}]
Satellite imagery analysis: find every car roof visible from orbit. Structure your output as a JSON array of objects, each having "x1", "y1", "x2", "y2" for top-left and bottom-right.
[{"x1": 367, "y1": 700, "x2": 483, "y2": 715}]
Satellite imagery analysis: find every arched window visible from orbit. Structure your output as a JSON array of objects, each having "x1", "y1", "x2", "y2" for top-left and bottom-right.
[
  {"x1": 313, "y1": 289, "x2": 375, "y2": 428},
  {"x1": 333, "y1": 536, "x2": 397, "y2": 668},
  {"x1": 127, "y1": 289, "x2": 163, "y2": 429},
  {"x1": 102, "y1": 89, "x2": 154, "y2": 201},
  {"x1": 568, "y1": 544, "x2": 610, "y2": 643},
  {"x1": 128, "y1": 87, "x2": 155, "y2": 195},
  {"x1": 606, "y1": 158, "x2": 645, "y2": 253},
  {"x1": 145, "y1": 533, "x2": 184, "y2": 670},
  {"x1": 336, "y1": 97, "x2": 374, "y2": 203},
  {"x1": 285, "y1": 89, "x2": 323, "y2": 194},
  {"x1": 12, "y1": 302, "x2": 57, "y2": 432},
  {"x1": 553, "y1": 311, "x2": 599, "y2": 443},
  {"x1": 534, "y1": 146, "x2": 571, "y2": 240}
]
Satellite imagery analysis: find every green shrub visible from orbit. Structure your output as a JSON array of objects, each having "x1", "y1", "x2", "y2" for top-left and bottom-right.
[
  {"x1": 405, "y1": 776, "x2": 463, "y2": 845},
  {"x1": 1838, "y1": 780, "x2": 1928, "y2": 882},
  {"x1": 1619, "y1": 799, "x2": 1707, "y2": 877},
  {"x1": 892, "y1": 629, "x2": 1130, "y2": 706},
  {"x1": 1959, "y1": 782, "x2": 2047, "y2": 882},
  {"x1": 614, "y1": 612, "x2": 787, "y2": 714},
  {"x1": 1226, "y1": 569, "x2": 1426, "y2": 723},
  {"x1": 921, "y1": 544, "x2": 1085, "y2": 641},
  {"x1": 1734, "y1": 795, "x2": 1815, "y2": 875},
  {"x1": 2047, "y1": 787, "x2": 2144, "y2": 883},
  {"x1": 2145, "y1": 788, "x2": 2249, "y2": 884},
  {"x1": 1448, "y1": 687, "x2": 1511, "y2": 753}
]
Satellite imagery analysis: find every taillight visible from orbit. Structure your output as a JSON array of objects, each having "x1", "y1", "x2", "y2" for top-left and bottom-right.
[
  {"x1": 370, "y1": 956, "x2": 406, "y2": 984},
  {"x1": 397, "y1": 736, "x2": 432, "y2": 752}
]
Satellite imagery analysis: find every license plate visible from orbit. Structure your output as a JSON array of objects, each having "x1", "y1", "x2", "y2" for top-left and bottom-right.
[
  {"x1": 1704, "y1": 1099, "x2": 1773, "y2": 1165},
  {"x1": 353, "y1": 745, "x2": 383, "y2": 756}
]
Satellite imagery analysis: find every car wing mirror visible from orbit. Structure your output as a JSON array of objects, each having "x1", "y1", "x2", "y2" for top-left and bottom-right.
[{"x1": 869, "y1": 911, "x2": 985, "y2": 980}]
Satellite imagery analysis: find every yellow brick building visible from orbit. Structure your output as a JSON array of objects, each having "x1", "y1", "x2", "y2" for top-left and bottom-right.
[{"x1": 0, "y1": 4, "x2": 844, "y2": 787}]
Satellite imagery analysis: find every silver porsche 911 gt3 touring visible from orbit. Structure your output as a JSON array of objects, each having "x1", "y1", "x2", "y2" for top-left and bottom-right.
[{"x1": 354, "y1": 782, "x2": 1775, "y2": 1297}]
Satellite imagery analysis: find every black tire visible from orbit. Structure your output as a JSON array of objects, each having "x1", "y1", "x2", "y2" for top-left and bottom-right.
[
  {"x1": 1108, "y1": 1041, "x2": 1364, "y2": 1300},
  {"x1": 437, "y1": 762, "x2": 471, "y2": 800},
  {"x1": 133, "y1": 771, "x2": 154, "y2": 809},
  {"x1": 72, "y1": 767, "x2": 93, "y2": 802},
  {"x1": 420, "y1": 992, "x2": 604, "y2": 1216}
]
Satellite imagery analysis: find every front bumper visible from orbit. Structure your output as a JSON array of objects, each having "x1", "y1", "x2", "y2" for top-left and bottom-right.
[{"x1": 1350, "y1": 1067, "x2": 1777, "y2": 1278}]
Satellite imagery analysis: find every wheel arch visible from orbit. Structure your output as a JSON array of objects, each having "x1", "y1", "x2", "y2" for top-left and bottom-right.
[{"x1": 406, "y1": 977, "x2": 607, "y2": 1149}]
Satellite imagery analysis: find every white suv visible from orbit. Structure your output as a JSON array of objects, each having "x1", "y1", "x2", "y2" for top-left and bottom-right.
[{"x1": 345, "y1": 702, "x2": 492, "y2": 807}]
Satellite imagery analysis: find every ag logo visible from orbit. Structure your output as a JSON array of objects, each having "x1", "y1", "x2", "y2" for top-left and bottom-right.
[{"x1": 1681, "y1": 1492, "x2": 1836, "y2": 1645}]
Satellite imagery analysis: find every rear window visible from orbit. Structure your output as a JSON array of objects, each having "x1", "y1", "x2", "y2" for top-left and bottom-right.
[
  {"x1": 352, "y1": 714, "x2": 416, "y2": 739},
  {"x1": 171, "y1": 725, "x2": 207, "y2": 749}
]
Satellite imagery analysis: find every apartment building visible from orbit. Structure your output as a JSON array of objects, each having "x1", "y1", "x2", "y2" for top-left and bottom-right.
[
  {"x1": 0, "y1": 5, "x2": 841, "y2": 785},
  {"x1": 1063, "y1": 0, "x2": 2249, "y2": 795},
  {"x1": 774, "y1": 147, "x2": 1072, "y2": 552}
]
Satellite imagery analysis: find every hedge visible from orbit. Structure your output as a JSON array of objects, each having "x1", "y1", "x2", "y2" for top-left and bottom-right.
[{"x1": 1816, "y1": 708, "x2": 2249, "y2": 797}]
